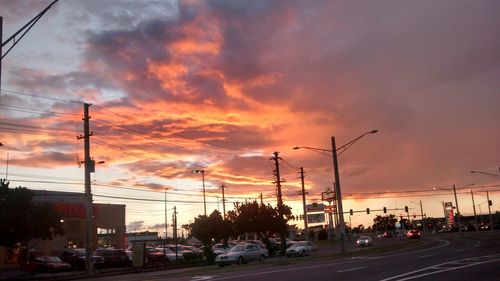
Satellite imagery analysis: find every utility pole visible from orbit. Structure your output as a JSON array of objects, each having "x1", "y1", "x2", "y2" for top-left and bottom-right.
[
  {"x1": 471, "y1": 190, "x2": 477, "y2": 231},
  {"x1": 331, "y1": 137, "x2": 346, "y2": 254},
  {"x1": 219, "y1": 184, "x2": 227, "y2": 219},
  {"x1": 453, "y1": 184, "x2": 462, "y2": 234},
  {"x1": 78, "y1": 103, "x2": 94, "y2": 275},
  {"x1": 419, "y1": 200, "x2": 425, "y2": 235},
  {"x1": 260, "y1": 193, "x2": 263, "y2": 205},
  {"x1": 271, "y1": 151, "x2": 286, "y2": 254},
  {"x1": 298, "y1": 167, "x2": 309, "y2": 241},
  {"x1": 164, "y1": 187, "x2": 168, "y2": 250},
  {"x1": 173, "y1": 206, "x2": 178, "y2": 262},
  {"x1": 1, "y1": 1, "x2": 59, "y2": 98}
]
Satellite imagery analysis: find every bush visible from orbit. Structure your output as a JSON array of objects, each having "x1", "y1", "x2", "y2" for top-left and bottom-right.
[{"x1": 318, "y1": 229, "x2": 328, "y2": 240}]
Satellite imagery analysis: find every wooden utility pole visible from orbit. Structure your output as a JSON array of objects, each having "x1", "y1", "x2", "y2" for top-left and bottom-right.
[
  {"x1": 173, "y1": 206, "x2": 178, "y2": 262},
  {"x1": 298, "y1": 167, "x2": 309, "y2": 240},
  {"x1": 220, "y1": 184, "x2": 227, "y2": 219},
  {"x1": 271, "y1": 152, "x2": 286, "y2": 254},
  {"x1": 78, "y1": 103, "x2": 94, "y2": 275}
]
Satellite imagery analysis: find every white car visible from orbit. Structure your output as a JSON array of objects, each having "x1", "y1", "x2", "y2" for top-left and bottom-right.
[
  {"x1": 215, "y1": 244, "x2": 267, "y2": 267},
  {"x1": 285, "y1": 241, "x2": 316, "y2": 257},
  {"x1": 356, "y1": 236, "x2": 373, "y2": 247},
  {"x1": 212, "y1": 243, "x2": 231, "y2": 256}
]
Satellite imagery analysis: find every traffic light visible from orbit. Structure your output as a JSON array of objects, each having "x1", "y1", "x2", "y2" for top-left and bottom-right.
[
  {"x1": 383, "y1": 207, "x2": 387, "y2": 213},
  {"x1": 489, "y1": 200, "x2": 493, "y2": 206},
  {"x1": 405, "y1": 206, "x2": 408, "y2": 212},
  {"x1": 350, "y1": 209, "x2": 353, "y2": 215},
  {"x1": 366, "y1": 208, "x2": 370, "y2": 214}
]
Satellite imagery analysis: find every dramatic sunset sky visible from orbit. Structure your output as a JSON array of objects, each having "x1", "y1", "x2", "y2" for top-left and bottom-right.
[{"x1": 1, "y1": 0, "x2": 499, "y2": 235}]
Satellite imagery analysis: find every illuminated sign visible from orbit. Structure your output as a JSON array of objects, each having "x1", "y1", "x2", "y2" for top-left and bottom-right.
[
  {"x1": 53, "y1": 203, "x2": 99, "y2": 219},
  {"x1": 306, "y1": 213, "x2": 325, "y2": 223},
  {"x1": 306, "y1": 203, "x2": 326, "y2": 213},
  {"x1": 447, "y1": 209, "x2": 454, "y2": 226}
]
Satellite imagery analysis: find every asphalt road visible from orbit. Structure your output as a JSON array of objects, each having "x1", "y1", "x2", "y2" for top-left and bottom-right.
[{"x1": 80, "y1": 231, "x2": 500, "y2": 281}]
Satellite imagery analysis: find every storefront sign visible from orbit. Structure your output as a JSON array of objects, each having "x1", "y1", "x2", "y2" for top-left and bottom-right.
[
  {"x1": 306, "y1": 203, "x2": 325, "y2": 213},
  {"x1": 306, "y1": 213, "x2": 325, "y2": 223},
  {"x1": 53, "y1": 203, "x2": 99, "y2": 219}
]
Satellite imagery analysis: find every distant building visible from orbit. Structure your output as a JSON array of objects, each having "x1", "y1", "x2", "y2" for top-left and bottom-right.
[{"x1": 29, "y1": 190, "x2": 126, "y2": 254}]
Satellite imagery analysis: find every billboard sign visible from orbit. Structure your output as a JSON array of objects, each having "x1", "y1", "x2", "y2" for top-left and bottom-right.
[
  {"x1": 306, "y1": 213, "x2": 325, "y2": 224},
  {"x1": 306, "y1": 203, "x2": 326, "y2": 213}
]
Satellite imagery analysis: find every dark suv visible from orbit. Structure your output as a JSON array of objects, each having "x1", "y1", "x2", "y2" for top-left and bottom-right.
[
  {"x1": 94, "y1": 249, "x2": 130, "y2": 268},
  {"x1": 60, "y1": 248, "x2": 105, "y2": 270}
]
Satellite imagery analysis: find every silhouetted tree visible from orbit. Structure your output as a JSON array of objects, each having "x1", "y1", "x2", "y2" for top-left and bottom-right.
[
  {"x1": 0, "y1": 179, "x2": 64, "y2": 247},
  {"x1": 372, "y1": 214, "x2": 398, "y2": 232},
  {"x1": 189, "y1": 210, "x2": 234, "y2": 263},
  {"x1": 227, "y1": 201, "x2": 292, "y2": 239}
]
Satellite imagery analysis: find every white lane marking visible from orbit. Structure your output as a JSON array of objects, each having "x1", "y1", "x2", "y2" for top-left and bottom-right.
[
  {"x1": 337, "y1": 266, "x2": 366, "y2": 272},
  {"x1": 379, "y1": 254, "x2": 500, "y2": 281},
  {"x1": 418, "y1": 255, "x2": 433, "y2": 259},
  {"x1": 191, "y1": 277, "x2": 214, "y2": 281}
]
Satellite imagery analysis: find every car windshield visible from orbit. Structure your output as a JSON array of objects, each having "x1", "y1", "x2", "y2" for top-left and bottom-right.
[
  {"x1": 293, "y1": 242, "x2": 307, "y2": 247},
  {"x1": 46, "y1": 257, "x2": 63, "y2": 263},
  {"x1": 74, "y1": 249, "x2": 85, "y2": 255},
  {"x1": 229, "y1": 245, "x2": 246, "y2": 252},
  {"x1": 358, "y1": 236, "x2": 369, "y2": 240}
]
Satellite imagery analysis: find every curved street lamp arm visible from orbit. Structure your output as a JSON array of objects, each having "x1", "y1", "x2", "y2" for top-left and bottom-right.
[
  {"x1": 336, "y1": 130, "x2": 378, "y2": 152},
  {"x1": 470, "y1": 170, "x2": 500, "y2": 179}
]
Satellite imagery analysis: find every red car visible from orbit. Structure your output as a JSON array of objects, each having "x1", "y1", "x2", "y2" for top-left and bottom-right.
[
  {"x1": 28, "y1": 256, "x2": 71, "y2": 273},
  {"x1": 407, "y1": 229, "x2": 421, "y2": 239}
]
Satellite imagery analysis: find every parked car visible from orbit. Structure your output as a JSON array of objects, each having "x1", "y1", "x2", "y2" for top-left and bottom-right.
[
  {"x1": 182, "y1": 245, "x2": 203, "y2": 259},
  {"x1": 247, "y1": 240, "x2": 267, "y2": 250},
  {"x1": 356, "y1": 236, "x2": 373, "y2": 247},
  {"x1": 156, "y1": 247, "x2": 185, "y2": 262},
  {"x1": 286, "y1": 241, "x2": 316, "y2": 257},
  {"x1": 28, "y1": 256, "x2": 71, "y2": 273},
  {"x1": 215, "y1": 244, "x2": 267, "y2": 267},
  {"x1": 94, "y1": 249, "x2": 130, "y2": 268},
  {"x1": 406, "y1": 229, "x2": 421, "y2": 239},
  {"x1": 212, "y1": 243, "x2": 231, "y2": 256},
  {"x1": 60, "y1": 248, "x2": 105, "y2": 270},
  {"x1": 143, "y1": 248, "x2": 168, "y2": 266},
  {"x1": 166, "y1": 245, "x2": 198, "y2": 261}
]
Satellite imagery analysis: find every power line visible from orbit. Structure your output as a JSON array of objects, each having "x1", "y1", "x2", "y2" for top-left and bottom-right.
[
  {"x1": 0, "y1": 103, "x2": 80, "y2": 118},
  {"x1": 0, "y1": 89, "x2": 83, "y2": 104},
  {"x1": 93, "y1": 104, "x2": 248, "y2": 153}
]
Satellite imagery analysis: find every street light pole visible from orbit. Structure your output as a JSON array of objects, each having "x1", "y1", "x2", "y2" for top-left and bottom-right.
[
  {"x1": 294, "y1": 130, "x2": 378, "y2": 254},
  {"x1": 331, "y1": 136, "x2": 346, "y2": 253},
  {"x1": 420, "y1": 200, "x2": 425, "y2": 234},
  {"x1": 192, "y1": 170, "x2": 206, "y2": 216}
]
